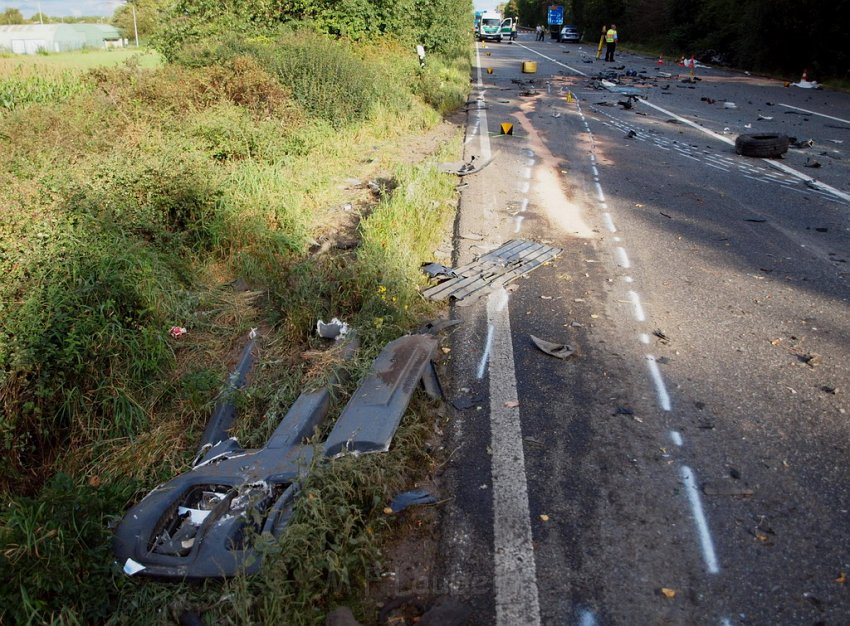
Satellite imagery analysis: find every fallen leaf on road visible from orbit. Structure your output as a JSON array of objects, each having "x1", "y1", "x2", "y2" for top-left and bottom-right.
[
  {"x1": 659, "y1": 588, "x2": 676, "y2": 599},
  {"x1": 504, "y1": 400, "x2": 520, "y2": 408},
  {"x1": 836, "y1": 572, "x2": 847, "y2": 584},
  {"x1": 540, "y1": 514, "x2": 550, "y2": 522}
]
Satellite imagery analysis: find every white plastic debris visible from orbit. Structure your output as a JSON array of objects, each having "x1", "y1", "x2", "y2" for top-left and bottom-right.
[
  {"x1": 169, "y1": 326, "x2": 187, "y2": 338},
  {"x1": 123, "y1": 558, "x2": 147, "y2": 576},
  {"x1": 723, "y1": 102, "x2": 737, "y2": 109},
  {"x1": 317, "y1": 317, "x2": 349, "y2": 340},
  {"x1": 177, "y1": 506, "x2": 212, "y2": 524},
  {"x1": 792, "y1": 80, "x2": 820, "y2": 89}
]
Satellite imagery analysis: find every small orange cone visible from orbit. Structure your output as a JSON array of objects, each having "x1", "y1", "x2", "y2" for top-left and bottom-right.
[{"x1": 656, "y1": 55, "x2": 664, "y2": 65}]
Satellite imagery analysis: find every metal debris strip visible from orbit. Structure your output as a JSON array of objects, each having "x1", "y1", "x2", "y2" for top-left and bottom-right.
[{"x1": 422, "y1": 240, "x2": 563, "y2": 303}]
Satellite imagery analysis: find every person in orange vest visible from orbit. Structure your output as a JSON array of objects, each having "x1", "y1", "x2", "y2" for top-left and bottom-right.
[{"x1": 604, "y1": 24, "x2": 618, "y2": 62}]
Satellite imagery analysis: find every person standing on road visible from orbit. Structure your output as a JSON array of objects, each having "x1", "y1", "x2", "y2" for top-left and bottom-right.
[
  {"x1": 535, "y1": 25, "x2": 543, "y2": 41},
  {"x1": 511, "y1": 18, "x2": 517, "y2": 41},
  {"x1": 604, "y1": 24, "x2": 618, "y2": 61}
]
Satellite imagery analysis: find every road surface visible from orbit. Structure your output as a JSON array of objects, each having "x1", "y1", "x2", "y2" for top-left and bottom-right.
[{"x1": 435, "y1": 33, "x2": 850, "y2": 626}]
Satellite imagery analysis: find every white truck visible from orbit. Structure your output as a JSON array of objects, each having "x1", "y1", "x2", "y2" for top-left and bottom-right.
[{"x1": 477, "y1": 12, "x2": 512, "y2": 43}]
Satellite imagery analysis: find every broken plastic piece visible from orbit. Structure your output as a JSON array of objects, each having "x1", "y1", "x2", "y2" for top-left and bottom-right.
[
  {"x1": 123, "y1": 558, "x2": 146, "y2": 576},
  {"x1": 324, "y1": 335, "x2": 440, "y2": 457},
  {"x1": 389, "y1": 489, "x2": 437, "y2": 513},
  {"x1": 422, "y1": 240, "x2": 562, "y2": 304},
  {"x1": 530, "y1": 335, "x2": 574, "y2": 359},
  {"x1": 317, "y1": 317, "x2": 349, "y2": 340},
  {"x1": 195, "y1": 333, "x2": 258, "y2": 454},
  {"x1": 169, "y1": 326, "x2": 188, "y2": 338},
  {"x1": 421, "y1": 263, "x2": 457, "y2": 279}
]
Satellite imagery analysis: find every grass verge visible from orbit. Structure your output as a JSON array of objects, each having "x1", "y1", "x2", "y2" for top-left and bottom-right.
[{"x1": 0, "y1": 28, "x2": 468, "y2": 625}]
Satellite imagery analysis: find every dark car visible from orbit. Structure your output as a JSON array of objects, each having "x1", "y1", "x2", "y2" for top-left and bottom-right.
[{"x1": 559, "y1": 25, "x2": 581, "y2": 43}]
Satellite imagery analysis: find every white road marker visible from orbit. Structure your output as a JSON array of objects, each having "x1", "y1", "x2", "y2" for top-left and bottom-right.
[
  {"x1": 615, "y1": 246, "x2": 631, "y2": 268},
  {"x1": 670, "y1": 430, "x2": 684, "y2": 447},
  {"x1": 477, "y1": 324, "x2": 495, "y2": 380},
  {"x1": 779, "y1": 103, "x2": 850, "y2": 125},
  {"x1": 639, "y1": 333, "x2": 650, "y2": 344},
  {"x1": 595, "y1": 182, "x2": 606, "y2": 203},
  {"x1": 645, "y1": 355, "x2": 671, "y2": 411},
  {"x1": 680, "y1": 465, "x2": 721, "y2": 574},
  {"x1": 486, "y1": 288, "x2": 542, "y2": 626},
  {"x1": 628, "y1": 290, "x2": 646, "y2": 322},
  {"x1": 602, "y1": 212, "x2": 616, "y2": 232},
  {"x1": 578, "y1": 609, "x2": 599, "y2": 626}
]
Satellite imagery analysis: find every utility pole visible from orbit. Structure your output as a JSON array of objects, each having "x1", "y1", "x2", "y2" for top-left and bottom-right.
[
  {"x1": 37, "y1": 2, "x2": 43, "y2": 24},
  {"x1": 131, "y1": 3, "x2": 139, "y2": 47}
]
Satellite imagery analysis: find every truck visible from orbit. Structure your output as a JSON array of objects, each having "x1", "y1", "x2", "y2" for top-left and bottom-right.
[{"x1": 477, "y1": 11, "x2": 512, "y2": 43}]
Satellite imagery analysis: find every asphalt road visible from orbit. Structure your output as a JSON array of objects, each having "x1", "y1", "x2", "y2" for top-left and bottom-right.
[{"x1": 436, "y1": 33, "x2": 850, "y2": 626}]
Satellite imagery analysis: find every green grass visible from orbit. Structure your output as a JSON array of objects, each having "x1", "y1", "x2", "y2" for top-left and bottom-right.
[
  {"x1": 0, "y1": 27, "x2": 467, "y2": 625},
  {"x1": 0, "y1": 47, "x2": 163, "y2": 71}
]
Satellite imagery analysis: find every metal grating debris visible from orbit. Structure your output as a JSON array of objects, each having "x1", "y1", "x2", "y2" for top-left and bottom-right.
[{"x1": 422, "y1": 239, "x2": 562, "y2": 303}]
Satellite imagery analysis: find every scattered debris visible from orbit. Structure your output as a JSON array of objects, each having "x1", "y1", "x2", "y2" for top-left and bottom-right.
[
  {"x1": 821, "y1": 385, "x2": 838, "y2": 395},
  {"x1": 418, "y1": 319, "x2": 462, "y2": 335},
  {"x1": 800, "y1": 353, "x2": 822, "y2": 368},
  {"x1": 659, "y1": 588, "x2": 677, "y2": 599},
  {"x1": 614, "y1": 406, "x2": 634, "y2": 416},
  {"x1": 438, "y1": 152, "x2": 499, "y2": 177},
  {"x1": 451, "y1": 395, "x2": 482, "y2": 410},
  {"x1": 700, "y1": 97, "x2": 717, "y2": 104},
  {"x1": 114, "y1": 333, "x2": 442, "y2": 579},
  {"x1": 653, "y1": 329, "x2": 670, "y2": 343},
  {"x1": 723, "y1": 102, "x2": 737, "y2": 109},
  {"x1": 169, "y1": 326, "x2": 188, "y2": 338},
  {"x1": 389, "y1": 489, "x2": 438, "y2": 513},
  {"x1": 804, "y1": 157, "x2": 821, "y2": 168},
  {"x1": 757, "y1": 114, "x2": 773, "y2": 121},
  {"x1": 790, "y1": 137, "x2": 814, "y2": 149},
  {"x1": 422, "y1": 240, "x2": 562, "y2": 304},
  {"x1": 626, "y1": 129, "x2": 637, "y2": 139},
  {"x1": 317, "y1": 317, "x2": 350, "y2": 340},
  {"x1": 421, "y1": 262, "x2": 457, "y2": 279},
  {"x1": 530, "y1": 335, "x2": 575, "y2": 359},
  {"x1": 744, "y1": 218, "x2": 767, "y2": 223}
]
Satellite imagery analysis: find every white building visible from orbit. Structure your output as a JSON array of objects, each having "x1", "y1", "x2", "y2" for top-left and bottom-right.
[{"x1": 0, "y1": 24, "x2": 124, "y2": 55}]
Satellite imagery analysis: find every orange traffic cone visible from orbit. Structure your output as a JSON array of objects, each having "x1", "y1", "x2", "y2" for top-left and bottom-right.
[{"x1": 656, "y1": 55, "x2": 664, "y2": 65}]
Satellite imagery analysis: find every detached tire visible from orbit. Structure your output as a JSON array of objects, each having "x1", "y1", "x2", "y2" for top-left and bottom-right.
[{"x1": 735, "y1": 133, "x2": 789, "y2": 158}]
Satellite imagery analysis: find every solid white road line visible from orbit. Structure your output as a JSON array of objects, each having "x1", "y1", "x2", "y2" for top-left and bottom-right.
[
  {"x1": 487, "y1": 288, "x2": 542, "y2": 626},
  {"x1": 680, "y1": 465, "x2": 721, "y2": 574},
  {"x1": 779, "y1": 102, "x2": 850, "y2": 125}
]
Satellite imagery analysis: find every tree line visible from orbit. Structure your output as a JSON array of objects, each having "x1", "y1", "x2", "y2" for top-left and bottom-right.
[{"x1": 502, "y1": 0, "x2": 849, "y2": 82}]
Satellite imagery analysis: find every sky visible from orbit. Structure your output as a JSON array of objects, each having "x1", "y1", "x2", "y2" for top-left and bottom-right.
[{"x1": 0, "y1": 0, "x2": 123, "y2": 17}]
